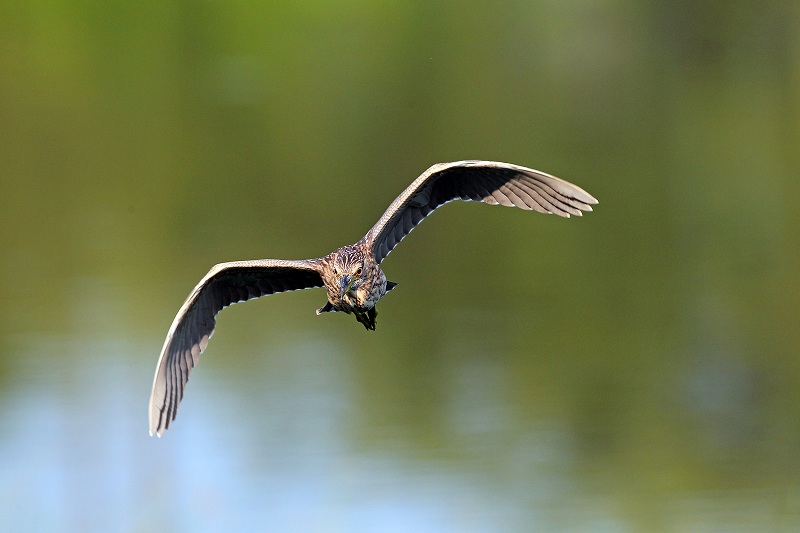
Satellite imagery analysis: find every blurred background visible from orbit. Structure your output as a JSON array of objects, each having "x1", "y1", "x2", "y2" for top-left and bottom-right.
[{"x1": 1, "y1": 1, "x2": 799, "y2": 531}]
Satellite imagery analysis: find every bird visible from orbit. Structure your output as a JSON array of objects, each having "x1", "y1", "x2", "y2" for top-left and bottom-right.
[{"x1": 148, "y1": 160, "x2": 598, "y2": 436}]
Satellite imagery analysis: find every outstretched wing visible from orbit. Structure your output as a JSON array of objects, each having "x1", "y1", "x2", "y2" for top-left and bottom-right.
[
  {"x1": 363, "y1": 160, "x2": 598, "y2": 264},
  {"x1": 149, "y1": 259, "x2": 324, "y2": 436}
]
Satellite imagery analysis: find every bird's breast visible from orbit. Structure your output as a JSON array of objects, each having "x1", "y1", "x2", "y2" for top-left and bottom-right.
[{"x1": 342, "y1": 276, "x2": 385, "y2": 311}]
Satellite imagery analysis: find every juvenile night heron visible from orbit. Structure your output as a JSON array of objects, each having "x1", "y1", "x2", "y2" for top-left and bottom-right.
[{"x1": 149, "y1": 160, "x2": 598, "y2": 436}]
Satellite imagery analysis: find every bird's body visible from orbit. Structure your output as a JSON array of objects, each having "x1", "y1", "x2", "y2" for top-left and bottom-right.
[
  {"x1": 149, "y1": 160, "x2": 598, "y2": 436},
  {"x1": 316, "y1": 243, "x2": 393, "y2": 330}
]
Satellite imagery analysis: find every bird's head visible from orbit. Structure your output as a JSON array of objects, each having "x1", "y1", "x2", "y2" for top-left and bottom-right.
[{"x1": 332, "y1": 248, "x2": 365, "y2": 299}]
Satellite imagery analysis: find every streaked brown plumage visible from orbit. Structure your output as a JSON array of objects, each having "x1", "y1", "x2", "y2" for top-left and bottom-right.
[{"x1": 149, "y1": 160, "x2": 598, "y2": 436}]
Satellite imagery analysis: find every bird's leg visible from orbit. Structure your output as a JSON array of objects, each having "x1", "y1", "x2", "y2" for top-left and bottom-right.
[{"x1": 355, "y1": 307, "x2": 377, "y2": 331}]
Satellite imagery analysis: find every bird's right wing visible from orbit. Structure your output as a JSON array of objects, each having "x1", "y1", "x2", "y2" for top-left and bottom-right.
[
  {"x1": 148, "y1": 259, "x2": 324, "y2": 437},
  {"x1": 363, "y1": 160, "x2": 598, "y2": 264}
]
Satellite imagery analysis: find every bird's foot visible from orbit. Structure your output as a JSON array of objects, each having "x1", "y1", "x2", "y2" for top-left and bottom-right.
[
  {"x1": 316, "y1": 301, "x2": 334, "y2": 315},
  {"x1": 356, "y1": 308, "x2": 377, "y2": 331}
]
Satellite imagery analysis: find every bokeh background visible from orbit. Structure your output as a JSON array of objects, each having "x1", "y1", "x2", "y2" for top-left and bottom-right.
[{"x1": 2, "y1": 2, "x2": 800, "y2": 531}]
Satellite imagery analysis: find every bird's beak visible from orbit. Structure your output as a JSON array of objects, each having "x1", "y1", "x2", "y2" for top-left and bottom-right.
[{"x1": 339, "y1": 275, "x2": 352, "y2": 299}]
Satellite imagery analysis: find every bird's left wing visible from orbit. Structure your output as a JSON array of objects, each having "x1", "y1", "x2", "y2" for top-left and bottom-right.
[
  {"x1": 363, "y1": 160, "x2": 598, "y2": 264},
  {"x1": 149, "y1": 259, "x2": 324, "y2": 436}
]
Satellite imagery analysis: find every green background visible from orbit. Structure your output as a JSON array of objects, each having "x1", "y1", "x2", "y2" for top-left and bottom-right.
[{"x1": 1, "y1": 2, "x2": 799, "y2": 531}]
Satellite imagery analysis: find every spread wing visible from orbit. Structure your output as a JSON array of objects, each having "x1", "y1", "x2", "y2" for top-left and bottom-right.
[
  {"x1": 362, "y1": 160, "x2": 598, "y2": 264},
  {"x1": 148, "y1": 259, "x2": 324, "y2": 436}
]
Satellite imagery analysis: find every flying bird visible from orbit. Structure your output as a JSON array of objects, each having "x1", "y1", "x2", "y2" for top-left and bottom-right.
[{"x1": 149, "y1": 160, "x2": 598, "y2": 436}]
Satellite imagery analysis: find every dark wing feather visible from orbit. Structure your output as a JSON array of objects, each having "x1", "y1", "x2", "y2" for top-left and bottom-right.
[
  {"x1": 148, "y1": 259, "x2": 324, "y2": 436},
  {"x1": 363, "y1": 160, "x2": 598, "y2": 263}
]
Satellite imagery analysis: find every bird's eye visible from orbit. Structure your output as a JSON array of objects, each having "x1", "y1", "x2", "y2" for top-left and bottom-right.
[{"x1": 355, "y1": 267, "x2": 362, "y2": 277}]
